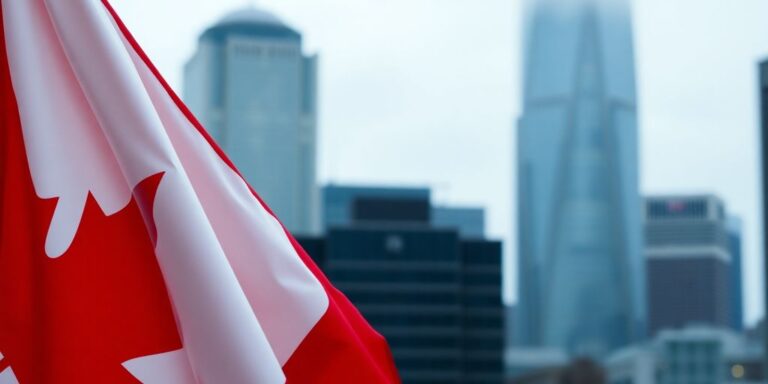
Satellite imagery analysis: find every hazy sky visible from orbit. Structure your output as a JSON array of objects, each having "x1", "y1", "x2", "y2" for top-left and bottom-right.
[{"x1": 110, "y1": 0, "x2": 768, "y2": 325}]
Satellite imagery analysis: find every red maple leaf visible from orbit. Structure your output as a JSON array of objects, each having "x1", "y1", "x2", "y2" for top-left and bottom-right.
[
  {"x1": 0, "y1": 167, "x2": 182, "y2": 383},
  {"x1": 0, "y1": 41, "x2": 181, "y2": 380}
]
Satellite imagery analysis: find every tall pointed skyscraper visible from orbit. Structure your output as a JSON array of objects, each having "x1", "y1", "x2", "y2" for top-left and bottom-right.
[{"x1": 516, "y1": 0, "x2": 644, "y2": 356}]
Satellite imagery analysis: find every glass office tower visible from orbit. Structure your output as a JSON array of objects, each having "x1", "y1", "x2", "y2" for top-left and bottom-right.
[
  {"x1": 184, "y1": 7, "x2": 318, "y2": 234},
  {"x1": 516, "y1": 0, "x2": 644, "y2": 356}
]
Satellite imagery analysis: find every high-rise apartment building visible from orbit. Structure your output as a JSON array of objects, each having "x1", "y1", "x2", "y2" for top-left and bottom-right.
[
  {"x1": 516, "y1": 0, "x2": 644, "y2": 356},
  {"x1": 184, "y1": 7, "x2": 318, "y2": 234}
]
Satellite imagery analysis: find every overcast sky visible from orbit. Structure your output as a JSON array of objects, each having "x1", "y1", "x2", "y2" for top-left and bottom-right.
[{"x1": 110, "y1": 0, "x2": 768, "y2": 325}]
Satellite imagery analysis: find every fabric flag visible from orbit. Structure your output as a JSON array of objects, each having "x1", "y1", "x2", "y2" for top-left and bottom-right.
[{"x1": 0, "y1": 0, "x2": 400, "y2": 383}]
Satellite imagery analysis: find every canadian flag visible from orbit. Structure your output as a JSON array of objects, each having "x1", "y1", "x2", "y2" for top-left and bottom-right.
[{"x1": 0, "y1": 0, "x2": 399, "y2": 383}]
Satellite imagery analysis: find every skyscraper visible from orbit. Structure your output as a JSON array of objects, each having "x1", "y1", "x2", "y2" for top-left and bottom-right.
[
  {"x1": 184, "y1": 7, "x2": 318, "y2": 234},
  {"x1": 645, "y1": 196, "x2": 732, "y2": 335},
  {"x1": 516, "y1": 0, "x2": 643, "y2": 356}
]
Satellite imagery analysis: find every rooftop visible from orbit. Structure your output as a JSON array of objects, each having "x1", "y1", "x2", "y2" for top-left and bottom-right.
[
  {"x1": 201, "y1": 6, "x2": 300, "y2": 42},
  {"x1": 216, "y1": 7, "x2": 285, "y2": 27}
]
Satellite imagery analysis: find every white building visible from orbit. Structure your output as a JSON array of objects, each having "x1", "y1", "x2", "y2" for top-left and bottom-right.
[{"x1": 184, "y1": 7, "x2": 318, "y2": 234}]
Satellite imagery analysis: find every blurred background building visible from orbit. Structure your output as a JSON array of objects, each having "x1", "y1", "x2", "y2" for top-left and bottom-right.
[
  {"x1": 760, "y1": 57, "x2": 768, "y2": 380},
  {"x1": 606, "y1": 326, "x2": 764, "y2": 384},
  {"x1": 184, "y1": 7, "x2": 319, "y2": 234},
  {"x1": 509, "y1": 325, "x2": 765, "y2": 384},
  {"x1": 322, "y1": 185, "x2": 486, "y2": 238},
  {"x1": 432, "y1": 206, "x2": 486, "y2": 239},
  {"x1": 644, "y1": 196, "x2": 740, "y2": 335},
  {"x1": 515, "y1": 0, "x2": 644, "y2": 357},
  {"x1": 727, "y1": 217, "x2": 744, "y2": 332},
  {"x1": 300, "y1": 185, "x2": 503, "y2": 383},
  {"x1": 508, "y1": 194, "x2": 753, "y2": 382},
  {"x1": 322, "y1": 185, "x2": 431, "y2": 230}
]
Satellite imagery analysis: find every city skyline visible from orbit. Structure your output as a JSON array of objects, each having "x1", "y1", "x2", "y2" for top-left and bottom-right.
[{"x1": 110, "y1": 0, "x2": 768, "y2": 325}]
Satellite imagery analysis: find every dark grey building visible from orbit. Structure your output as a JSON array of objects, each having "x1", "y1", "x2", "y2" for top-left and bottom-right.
[
  {"x1": 504, "y1": 305, "x2": 516, "y2": 357},
  {"x1": 645, "y1": 196, "x2": 732, "y2": 335},
  {"x1": 322, "y1": 184, "x2": 431, "y2": 230},
  {"x1": 461, "y1": 240, "x2": 504, "y2": 382},
  {"x1": 322, "y1": 185, "x2": 486, "y2": 239},
  {"x1": 727, "y1": 216, "x2": 744, "y2": 331},
  {"x1": 760, "y1": 58, "x2": 768, "y2": 373},
  {"x1": 300, "y1": 195, "x2": 503, "y2": 383}
]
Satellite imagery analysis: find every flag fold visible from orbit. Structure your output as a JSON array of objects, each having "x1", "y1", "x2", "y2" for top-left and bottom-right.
[{"x1": 0, "y1": 0, "x2": 399, "y2": 382}]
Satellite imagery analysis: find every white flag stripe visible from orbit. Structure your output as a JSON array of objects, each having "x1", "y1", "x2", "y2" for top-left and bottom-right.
[
  {"x1": 123, "y1": 349, "x2": 196, "y2": 383},
  {"x1": 107, "y1": 11, "x2": 329, "y2": 366},
  {"x1": 0, "y1": 368, "x2": 18, "y2": 384},
  {"x1": 27, "y1": 0, "x2": 283, "y2": 380},
  {"x1": 1, "y1": 0, "x2": 130, "y2": 258},
  {"x1": 6, "y1": 0, "x2": 277, "y2": 381}
]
